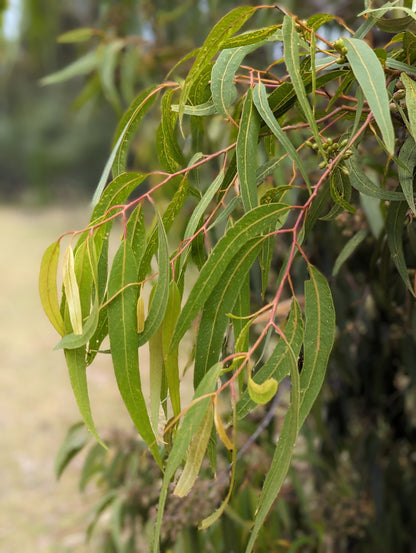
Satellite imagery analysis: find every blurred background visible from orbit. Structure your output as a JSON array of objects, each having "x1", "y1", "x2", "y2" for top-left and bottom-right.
[{"x1": 1, "y1": 1, "x2": 415, "y2": 552}]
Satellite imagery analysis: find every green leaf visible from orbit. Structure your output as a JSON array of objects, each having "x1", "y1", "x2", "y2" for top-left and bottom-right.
[
  {"x1": 39, "y1": 50, "x2": 98, "y2": 86},
  {"x1": 178, "y1": 6, "x2": 257, "y2": 124},
  {"x1": 55, "y1": 297, "x2": 99, "y2": 350},
  {"x1": 401, "y1": 73, "x2": 416, "y2": 141},
  {"x1": 211, "y1": 43, "x2": 263, "y2": 119},
  {"x1": 252, "y1": 81, "x2": 311, "y2": 191},
  {"x1": 386, "y1": 57, "x2": 416, "y2": 76},
  {"x1": 39, "y1": 240, "x2": 65, "y2": 336},
  {"x1": 138, "y1": 213, "x2": 171, "y2": 346},
  {"x1": 107, "y1": 240, "x2": 161, "y2": 466},
  {"x1": 55, "y1": 422, "x2": 90, "y2": 479},
  {"x1": 300, "y1": 265, "x2": 335, "y2": 427},
  {"x1": 171, "y1": 203, "x2": 290, "y2": 350},
  {"x1": 347, "y1": 157, "x2": 405, "y2": 200},
  {"x1": 194, "y1": 238, "x2": 264, "y2": 388},
  {"x1": 245, "y1": 329, "x2": 300, "y2": 553},
  {"x1": 282, "y1": 16, "x2": 323, "y2": 156},
  {"x1": 343, "y1": 37, "x2": 395, "y2": 155},
  {"x1": 111, "y1": 85, "x2": 160, "y2": 178},
  {"x1": 221, "y1": 25, "x2": 280, "y2": 49},
  {"x1": 157, "y1": 89, "x2": 186, "y2": 172},
  {"x1": 139, "y1": 176, "x2": 188, "y2": 280},
  {"x1": 65, "y1": 347, "x2": 106, "y2": 448},
  {"x1": 126, "y1": 203, "x2": 146, "y2": 266},
  {"x1": 58, "y1": 28, "x2": 95, "y2": 43},
  {"x1": 152, "y1": 362, "x2": 222, "y2": 553},
  {"x1": 306, "y1": 13, "x2": 335, "y2": 30},
  {"x1": 173, "y1": 406, "x2": 214, "y2": 497},
  {"x1": 237, "y1": 87, "x2": 261, "y2": 212},
  {"x1": 398, "y1": 135, "x2": 416, "y2": 215},
  {"x1": 333, "y1": 229, "x2": 368, "y2": 276},
  {"x1": 162, "y1": 281, "x2": 182, "y2": 416},
  {"x1": 386, "y1": 200, "x2": 416, "y2": 295}
]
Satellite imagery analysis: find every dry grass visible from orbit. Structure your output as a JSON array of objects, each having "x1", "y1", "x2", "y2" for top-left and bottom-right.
[{"x1": 0, "y1": 205, "x2": 132, "y2": 553}]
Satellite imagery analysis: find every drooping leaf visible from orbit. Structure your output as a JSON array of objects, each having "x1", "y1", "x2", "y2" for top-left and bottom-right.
[
  {"x1": 39, "y1": 240, "x2": 65, "y2": 336},
  {"x1": 55, "y1": 297, "x2": 99, "y2": 350},
  {"x1": 171, "y1": 203, "x2": 290, "y2": 351},
  {"x1": 111, "y1": 85, "x2": 161, "y2": 178},
  {"x1": 300, "y1": 265, "x2": 335, "y2": 427},
  {"x1": 282, "y1": 16, "x2": 323, "y2": 155},
  {"x1": 386, "y1": 200, "x2": 416, "y2": 295},
  {"x1": 65, "y1": 347, "x2": 106, "y2": 448},
  {"x1": 157, "y1": 88, "x2": 186, "y2": 172},
  {"x1": 398, "y1": 135, "x2": 416, "y2": 215},
  {"x1": 107, "y1": 240, "x2": 161, "y2": 466},
  {"x1": 126, "y1": 203, "x2": 146, "y2": 267},
  {"x1": 152, "y1": 362, "x2": 222, "y2": 552},
  {"x1": 252, "y1": 81, "x2": 311, "y2": 190},
  {"x1": 98, "y1": 39, "x2": 124, "y2": 113},
  {"x1": 347, "y1": 157, "x2": 405, "y2": 200},
  {"x1": 237, "y1": 88, "x2": 261, "y2": 212},
  {"x1": 401, "y1": 73, "x2": 416, "y2": 140},
  {"x1": 194, "y1": 237, "x2": 264, "y2": 388},
  {"x1": 343, "y1": 37, "x2": 395, "y2": 155},
  {"x1": 245, "y1": 328, "x2": 300, "y2": 553},
  {"x1": 173, "y1": 405, "x2": 214, "y2": 497},
  {"x1": 333, "y1": 229, "x2": 369, "y2": 276},
  {"x1": 138, "y1": 213, "x2": 171, "y2": 346},
  {"x1": 211, "y1": 42, "x2": 264, "y2": 119},
  {"x1": 62, "y1": 245, "x2": 83, "y2": 335},
  {"x1": 162, "y1": 281, "x2": 182, "y2": 416}
]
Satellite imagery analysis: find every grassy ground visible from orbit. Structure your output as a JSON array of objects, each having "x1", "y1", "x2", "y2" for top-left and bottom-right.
[{"x1": 0, "y1": 205, "x2": 132, "y2": 553}]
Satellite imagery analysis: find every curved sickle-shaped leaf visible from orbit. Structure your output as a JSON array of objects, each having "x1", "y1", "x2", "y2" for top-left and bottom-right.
[
  {"x1": 194, "y1": 238, "x2": 264, "y2": 388},
  {"x1": 343, "y1": 37, "x2": 394, "y2": 155},
  {"x1": 39, "y1": 240, "x2": 65, "y2": 336},
  {"x1": 347, "y1": 157, "x2": 405, "y2": 201},
  {"x1": 386, "y1": 200, "x2": 416, "y2": 295},
  {"x1": 108, "y1": 240, "x2": 161, "y2": 466},
  {"x1": 162, "y1": 281, "x2": 182, "y2": 416},
  {"x1": 171, "y1": 203, "x2": 290, "y2": 350},
  {"x1": 152, "y1": 362, "x2": 222, "y2": 553},
  {"x1": 237, "y1": 87, "x2": 261, "y2": 212},
  {"x1": 398, "y1": 136, "x2": 416, "y2": 215},
  {"x1": 157, "y1": 88, "x2": 186, "y2": 173},
  {"x1": 211, "y1": 42, "x2": 264, "y2": 119},
  {"x1": 252, "y1": 81, "x2": 311, "y2": 190},
  {"x1": 300, "y1": 265, "x2": 335, "y2": 426},
  {"x1": 333, "y1": 229, "x2": 368, "y2": 277},
  {"x1": 138, "y1": 213, "x2": 171, "y2": 346},
  {"x1": 65, "y1": 347, "x2": 106, "y2": 449}
]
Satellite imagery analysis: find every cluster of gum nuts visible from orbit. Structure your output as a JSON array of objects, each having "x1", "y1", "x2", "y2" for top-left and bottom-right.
[
  {"x1": 305, "y1": 137, "x2": 353, "y2": 174},
  {"x1": 333, "y1": 37, "x2": 348, "y2": 64}
]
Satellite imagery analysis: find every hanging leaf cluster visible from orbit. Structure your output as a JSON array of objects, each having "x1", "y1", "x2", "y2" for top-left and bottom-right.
[{"x1": 39, "y1": 4, "x2": 416, "y2": 551}]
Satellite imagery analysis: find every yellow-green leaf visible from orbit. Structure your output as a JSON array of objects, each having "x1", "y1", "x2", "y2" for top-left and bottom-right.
[
  {"x1": 39, "y1": 240, "x2": 65, "y2": 336},
  {"x1": 173, "y1": 406, "x2": 214, "y2": 497},
  {"x1": 247, "y1": 376, "x2": 278, "y2": 405},
  {"x1": 62, "y1": 245, "x2": 83, "y2": 335}
]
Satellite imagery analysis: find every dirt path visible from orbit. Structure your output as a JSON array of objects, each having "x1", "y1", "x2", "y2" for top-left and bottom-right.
[{"x1": 0, "y1": 205, "x2": 131, "y2": 552}]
